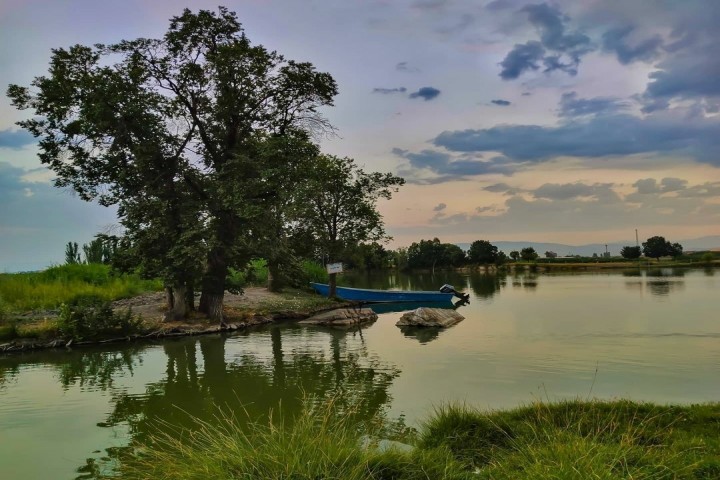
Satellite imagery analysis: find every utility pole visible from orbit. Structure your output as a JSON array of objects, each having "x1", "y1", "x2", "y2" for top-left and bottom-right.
[{"x1": 635, "y1": 229, "x2": 639, "y2": 247}]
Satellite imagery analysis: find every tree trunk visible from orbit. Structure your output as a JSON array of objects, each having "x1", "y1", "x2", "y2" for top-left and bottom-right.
[
  {"x1": 267, "y1": 259, "x2": 282, "y2": 292},
  {"x1": 328, "y1": 272, "x2": 337, "y2": 298},
  {"x1": 165, "y1": 287, "x2": 174, "y2": 310},
  {"x1": 199, "y1": 250, "x2": 227, "y2": 324},
  {"x1": 165, "y1": 284, "x2": 188, "y2": 321},
  {"x1": 186, "y1": 284, "x2": 195, "y2": 311}
]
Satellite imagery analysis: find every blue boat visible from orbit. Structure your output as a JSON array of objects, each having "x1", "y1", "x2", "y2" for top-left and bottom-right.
[{"x1": 310, "y1": 283, "x2": 465, "y2": 303}]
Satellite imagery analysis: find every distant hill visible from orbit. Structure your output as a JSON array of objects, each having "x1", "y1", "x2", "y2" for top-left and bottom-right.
[{"x1": 456, "y1": 235, "x2": 720, "y2": 257}]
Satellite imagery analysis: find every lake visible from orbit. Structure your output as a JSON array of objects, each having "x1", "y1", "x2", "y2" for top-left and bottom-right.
[{"x1": 1, "y1": 268, "x2": 718, "y2": 479}]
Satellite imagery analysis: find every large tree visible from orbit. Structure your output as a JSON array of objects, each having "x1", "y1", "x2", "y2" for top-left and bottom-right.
[
  {"x1": 467, "y1": 240, "x2": 499, "y2": 264},
  {"x1": 642, "y1": 236, "x2": 683, "y2": 260},
  {"x1": 8, "y1": 7, "x2": 338, "y2": 322},
  {"x1": 296, "y1": 155, "x2": 404, "y2": 297},
  {"x1": 620, "y1": 246, "x2": 641, "y2": 260}
]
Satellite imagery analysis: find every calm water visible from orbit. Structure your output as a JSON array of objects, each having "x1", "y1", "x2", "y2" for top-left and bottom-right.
[{"x1": 1, "y1": 268, "x2": 718, "y2": 479}]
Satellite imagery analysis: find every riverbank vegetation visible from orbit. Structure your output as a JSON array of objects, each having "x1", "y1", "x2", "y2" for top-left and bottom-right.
[{"x1": 108, "y1": 398, "x2": 720, "y2": 479}]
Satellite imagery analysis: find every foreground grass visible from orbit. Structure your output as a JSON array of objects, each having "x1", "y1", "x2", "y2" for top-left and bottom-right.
[
  {"x1": 108, "y1": 399, "x2": 720, "y2": 479},
  {"x1": 0, "y1": 264, "x2": 161, "y2": 313}
]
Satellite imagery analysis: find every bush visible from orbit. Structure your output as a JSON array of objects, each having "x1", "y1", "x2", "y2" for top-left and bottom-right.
[
  {"x1": 301, "y1": 260, "x2": 329, "y2": 284},
  {"x1": 57, "y1": 297, "x2": 142, "y2": 340}
]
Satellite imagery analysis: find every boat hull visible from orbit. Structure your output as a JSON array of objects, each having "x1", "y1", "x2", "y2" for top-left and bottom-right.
[{"x1": 310, "y1": 283, "x2": 454, "y2": 303}]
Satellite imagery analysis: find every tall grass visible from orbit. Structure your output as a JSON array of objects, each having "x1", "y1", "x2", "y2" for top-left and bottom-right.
[
  {"x1": 110, "y1": 398, "x2": 471, "y2": 480},
  {"x1": 0, "y1": 264, "x2": 161, "y2": 313},
  {"x1": 108, "y1": 398, "x2": 720, "y2": 479}
]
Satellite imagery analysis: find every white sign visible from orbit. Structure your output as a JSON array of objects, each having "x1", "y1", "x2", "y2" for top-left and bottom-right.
[{"x1": 326, "y1": 262, "x2": 343, "y2": 274}]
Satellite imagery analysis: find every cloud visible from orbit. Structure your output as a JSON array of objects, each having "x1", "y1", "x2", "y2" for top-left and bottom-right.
[
  {"x1": 393, "y1": 148, "x2": 514, "y2": 184},
  {"x1": 659, "y1": 177, "x2": 687, "y2": 192},
  {"x1": 499, "y1": 41, "x2": 545, "y2": 80},
  {"x1": 0, "y1": 128, "x2": 35, "y2": 149},
  {"x1": 483, "y1": 182, "x2": 519, "y2": 195},
  {"x1": 409, "y1": 86, "x2": 441, "y2": 101},
  {"x1": 601, "y1": 26, "x2": 663, "y2": 65},
  {"x1": 373, "y1": 87, "x2": 407, "y2": 94},
  {"x1": 500, "y1": 3, "x2": 593, "y2": 80},
  {"x1": 411, "y1": 0, "x2": 448, "y2": 9},
  {"x1": 485, "y1": 0, "x2": 513, "y2": 11},
  {"x1": 396, "y1": 61, "x2": 420, "y2": 73},
  {"x1": 433, "y1": 203, "x2": 447, "y2": 211},
  {"x1": 521, "y1": 3, "x2": 591, "y2": 54},
  {"x1": 432, "y1": 112, "x2": 720, "y2": 165},
  {"x1": 491, "y1": 99, "x2": 512, "y2": 106},
  {"x1": 558, "y1": 92, "x2": 630, "y2": 117},
  {"x1": 532, "y1": 182, "x2": 618, "y2": 201},
  {"x1": 633, "y1": 178, "x2": 660, "y2": 194}
]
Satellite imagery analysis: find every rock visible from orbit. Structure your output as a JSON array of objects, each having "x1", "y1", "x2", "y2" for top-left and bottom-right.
[
  {"x1": 396, "y1": 307, "x2": 464, "y2": 328},
  {"x1": 299, "y1": 307, "x2": 377, "y2": 326}
]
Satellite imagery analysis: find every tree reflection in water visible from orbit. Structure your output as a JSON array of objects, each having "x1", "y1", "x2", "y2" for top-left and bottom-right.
[{"x1": 54, "y1": 325, "x2": 400, "y2": 478}]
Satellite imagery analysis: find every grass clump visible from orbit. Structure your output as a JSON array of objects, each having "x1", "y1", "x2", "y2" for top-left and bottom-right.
[
  {"x1": 0, "y1": 264, "x2": 161, "y2": 313},
  {"x1": 111, "y1": 399, "x2": 471, "y2": 480},
  {"x1": 419, "y1": 400, "x2": 720, "y2": 479}
]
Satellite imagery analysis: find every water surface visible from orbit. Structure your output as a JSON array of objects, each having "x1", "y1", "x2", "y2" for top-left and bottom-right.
[{"x1": 1, "y1": 268, "x2": 718, "y2": 479}]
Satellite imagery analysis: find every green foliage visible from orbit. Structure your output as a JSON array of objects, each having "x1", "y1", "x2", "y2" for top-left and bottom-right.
[
  {"x1": 0, "y1": 264, "x2": 161, "y2": 312},
  {"x1": 301, "y1": 260, "x2": 329, "y2": 283},
  {"x1": 509, "y1": 250, "x2": 520, "y2": 261},
  {"x1": 407, "y1": 238, "x2": 467, "y2": 269},
  {"x1": 520, "y1": 247, "x2": 538, "y2": 261},
  {"x1": 65, "y1": 241, "x2": 81, "y2": 264},
  {"x1": 296, "y1": 155, "x2": 404, "y2": 263},
  {"x1": 702, "y1": 252, "x2": 715, "y2": 264},
  {"x1": 467, "y1": 240, "x2": 499, "y2": 264},
  {"x1": 642, "y1": 236, "x2": 683, "y2": 259},
  {"x1": 57, "y1": 298, "x2": 142, "y2": 340},
  {"x1": 620, "y1": 245, "x2": 642, "y2": 259},
  {"x1": 544, "y1": 250, "x2": 557, "y2": 259}
]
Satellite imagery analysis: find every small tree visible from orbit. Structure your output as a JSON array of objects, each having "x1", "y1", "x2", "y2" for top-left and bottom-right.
[
  {"x1": 544, "y1": 251, "x2": 558, "y2": 259},
  {"x1": 509, "y1": 250, "x2": 520, "y2": 261},
  {"x1": 297, "y1": 155, "x2": 404, "y2": 297},
  {"x1": 620, "y1": 246, "x2": 641, "y2": 259},
  {"x1": 520, "y1": 247, "x2": 538, "y2": 261},
  {"x1": 65, "y1": 242, "x2": 81, "y2": 264}
]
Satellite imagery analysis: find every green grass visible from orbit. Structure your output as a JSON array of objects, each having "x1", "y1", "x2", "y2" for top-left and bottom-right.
[
  {"x1": 0, "y1": 264, "x2": 162, "y2": 313},
  {"x1": 109, "y1": 398, "x2": 471, "y2": 480},
  {"x1": 107, "y1": 399, "x2": 720, "y2": 479},
  {"x1": 420, "y1": 400, "x2": 720, "y2": 479}
]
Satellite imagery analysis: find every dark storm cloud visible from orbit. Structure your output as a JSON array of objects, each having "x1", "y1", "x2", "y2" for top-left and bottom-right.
[
  {"x1": 393, "y1": 148, "x2": 514, "y2": 184},
  {"x1": 373, "y1": 87, "x2": 408, "y2": 94},
  {"x1": 0, "y1": 128, "x2": 35, "y2": 149},
  {"x1": 643, "y1": 46, "x2": 720, "y2": 105},
  {"x1": 432, "y1": 113, "x2": 720, "y2": 165},
  {"x1": 532, "y1": 182, "x2": 617, "y2": 201},
  {"x1": 558, "y1": 92, "x2": 630, "y2": 117},
  {"x1": 491, "y1": 99, "x2": 512, "y2": 106},
  {"x1": 409, "y1": 86, "x2": 441, "y2": 101},
  {"x1": 499, "y1": 41, "x2": 545, "y2": 80},
  {"x1": 601, "y1": 26, "x2": 663, "y2": 65}
]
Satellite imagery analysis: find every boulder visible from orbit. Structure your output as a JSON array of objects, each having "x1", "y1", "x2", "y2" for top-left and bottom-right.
[
  {"x1": 299, "y1": 307, "x2": 377, "y2": 326},
  {"x1": 396, "y1": 307, "x2": 464, "y2": 328}
]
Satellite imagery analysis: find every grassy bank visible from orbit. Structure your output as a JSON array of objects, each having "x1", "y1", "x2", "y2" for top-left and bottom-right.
[
  {"x1": 108, "y1": 399, "x2": 720, "y2": 479},
  {"x1": 0, "y1": 263, "x2": 162, "y2": 313}
]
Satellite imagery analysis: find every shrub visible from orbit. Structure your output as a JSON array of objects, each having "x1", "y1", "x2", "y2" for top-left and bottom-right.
[{"x1": 57, "y1": 297, "x2": 142, "y2": 340}]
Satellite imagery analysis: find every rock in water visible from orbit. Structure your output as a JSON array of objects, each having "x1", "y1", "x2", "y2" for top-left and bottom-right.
[
  {"x1": 396, "y1": 307, "x2": 464, "y2": 327},
  {"x1": 299, "y1": 307, "x2": 378, "y2": 326}
]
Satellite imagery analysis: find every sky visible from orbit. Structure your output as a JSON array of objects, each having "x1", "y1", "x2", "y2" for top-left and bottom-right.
[{"x1": 1, "y1": 0, "x2": 720, "y2": 270}]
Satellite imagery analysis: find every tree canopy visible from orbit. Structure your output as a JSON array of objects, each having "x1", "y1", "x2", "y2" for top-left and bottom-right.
[
  {"x1": 620, "y1": 246, "x2": 641, "y2": 260},
  {"x1": 642, "y1": 236, "x2": 683, "y2": 260},
  {"x1": 467, "y1": 240, "x2": 499, "y2": 264},
  {"x1": 8, "y1": 7, "x2": 339, "y2": 321}
]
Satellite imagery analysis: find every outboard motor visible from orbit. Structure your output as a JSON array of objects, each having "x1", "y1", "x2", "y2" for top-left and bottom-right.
[{"x1": 439, "y1": 284, "x2": 470, "y2": 301}]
